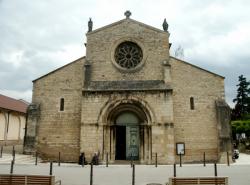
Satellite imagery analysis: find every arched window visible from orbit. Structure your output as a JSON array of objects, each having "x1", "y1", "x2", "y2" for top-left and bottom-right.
[
  {"x1": 190, "y1": 97, "x2": 195, "y2": 110},
  {"x1": 60, "y1": 98, "x2": 64, "y2": 111}
]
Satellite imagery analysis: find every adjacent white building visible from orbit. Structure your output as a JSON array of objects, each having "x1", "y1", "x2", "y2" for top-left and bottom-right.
[{"x1": 0, "y1": 94, "x2": 29, "y2": 148}]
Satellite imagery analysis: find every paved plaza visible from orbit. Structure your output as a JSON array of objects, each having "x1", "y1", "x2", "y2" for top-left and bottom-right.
[{"x1": 0, "y1": 153, "x2": 250, "y2": 185}]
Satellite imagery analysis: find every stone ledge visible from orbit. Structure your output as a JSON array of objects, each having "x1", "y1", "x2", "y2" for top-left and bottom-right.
[{"x1": 83, "y1": 80, "x2": 172, "y2": 92}]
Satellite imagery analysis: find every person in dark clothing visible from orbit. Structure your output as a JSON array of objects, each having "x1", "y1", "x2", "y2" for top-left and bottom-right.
[
  {"x1": 92, "y1": 152, "x2": 99, "y2": 165},
  {"x1": 79, "y1": 152, "x2": 86, "y2": 165}
]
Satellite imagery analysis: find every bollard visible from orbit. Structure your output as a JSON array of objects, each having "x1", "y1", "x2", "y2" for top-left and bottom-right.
[
  {"x1": 227, "y1": 152, "x2": 230, "y2": 166},
  {"x1": 203, "y1": 152, "x2": 206, "y2": 167},
  {"x1": 12, "y1": 150, "x2": 15, "y2": 164},
  {"x1": 12, "y1": 146, "x2": 15, "y2": 156},
  {"x1": 132, "y1": 164, "x2": 135, "y2": 185},
  {"x1": 0, "y1": 146, "x2": 3, "y2": 158},
  {"x1": 106, "y1": 152, "x2": 108, "y2": 167},
  {"x1": 58, "y1": 152, "x2": 61, "y2": 166},
  {"x1": 50, "y1": 162, "x2": 53, "y2": 175},
  {"x1": 10, "y1": 160, "x2": 14, "y2": 174},
  {"x1": 90, "y1": 163, "x2": 93, "y2": 185},
  {"x1": 174, "y1": 163, "x2": 176, "y2": 177},
  {"x1": 214, "y1": 163, "x2": 217, "y2": 177},
  {"x1": 155, "y1": 153, "x2": 158, "y2": 167},
  {"x1": 130, "y1": 154, "x2": 133, "y2": 167},
  {"x1": 179, "y1": 153, "x2": 182, "y2": 167},
  {"x1": 35, "y1": 152, "x2": 38, "y2": 165}
]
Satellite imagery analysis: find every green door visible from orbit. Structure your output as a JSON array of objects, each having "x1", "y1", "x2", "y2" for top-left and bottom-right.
[{"x1": 126, "y1": 126, "x2": 139, "y2": 160}]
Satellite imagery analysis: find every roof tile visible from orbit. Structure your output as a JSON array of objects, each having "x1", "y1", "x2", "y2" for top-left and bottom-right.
[{"x1": 0, "y1": 94, "x2": 29, "y2": 113}]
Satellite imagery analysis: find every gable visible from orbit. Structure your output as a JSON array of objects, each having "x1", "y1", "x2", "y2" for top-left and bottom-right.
[
  {"x1": 170, "y1": 56, "x2": 224, "y2": 79},
  {"x1": 87, "y1": 18, "x2": 168, "y2": 36},
  {"x1": 86, "y1": 19, "x2": 170, "y2": 82},
  {"x1": 33, "y1": 56, "x2": 85, "y2": 82}
]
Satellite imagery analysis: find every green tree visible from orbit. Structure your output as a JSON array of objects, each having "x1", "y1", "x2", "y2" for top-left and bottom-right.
[
  {"x1": 231, "y1": 120, "x2": 250, "y2": 138},
  {"x1": 232, "y1": 75, "x2": 250, "y2": 119}
]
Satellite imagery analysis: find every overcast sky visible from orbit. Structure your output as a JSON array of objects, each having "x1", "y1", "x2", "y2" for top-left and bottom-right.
[{"x1": 0, "y1": 0, "x2": 250, "y2": 107}]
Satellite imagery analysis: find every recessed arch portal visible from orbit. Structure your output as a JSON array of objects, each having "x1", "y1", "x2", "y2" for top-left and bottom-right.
[{"x1": 100, "y1": 98, "x2": 154, "y2": 162}]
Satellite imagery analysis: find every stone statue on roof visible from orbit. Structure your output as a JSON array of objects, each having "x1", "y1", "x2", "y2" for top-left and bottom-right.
[
  {"x1": 162, "y1": 18, "x2": 168, "y2": 32},
  {"x1": 88, "y1": 18, "x2": 93, "y2": 32}
]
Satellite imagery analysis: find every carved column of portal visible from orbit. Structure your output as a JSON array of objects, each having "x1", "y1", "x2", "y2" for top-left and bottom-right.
[
  {"x1": 113, "y1": 126, "x2": 116, "y2": 161},
  {"x1": 104, "y1": 125, "x2": 111, "y2": 161},
  {"x1": 144, "y1": 125, "x2": 148, "y2": 163},
  {"x1": 139, "y1": 125, "x2": 144, "y2": 163},
  {"x1": 150, "y1": 126, "x2": 153, "y2": 163},
  {"x1": 147, "y1": 125, "x2": 152, "y2": 164},
  {"x1": 102, "y1": 125, "x2": 105, "y2": 160},
  {"x1": 109, "y1": 125, "x2": 115, "y2": 162},
  {"x1": 109, "y1": 126, "x2": 112, "y2": 161}
]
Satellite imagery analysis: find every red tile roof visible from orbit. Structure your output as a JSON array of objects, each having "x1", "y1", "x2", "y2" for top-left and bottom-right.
[{"x1": 0, "y1": 94, "x2": 29, "y2": 113}]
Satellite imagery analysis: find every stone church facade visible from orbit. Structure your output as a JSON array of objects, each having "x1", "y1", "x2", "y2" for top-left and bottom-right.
[{"x1": 24, "y1": 12, "x2": 231, "y2": 164}]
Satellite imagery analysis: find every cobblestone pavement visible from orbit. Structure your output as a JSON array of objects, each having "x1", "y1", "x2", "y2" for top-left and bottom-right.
[{"x1": 0, "y1": 153, "x2": 250, "y2": 185}]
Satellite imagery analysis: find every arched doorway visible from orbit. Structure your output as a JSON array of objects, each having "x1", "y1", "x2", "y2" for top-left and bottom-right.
[
  {"x1": 115, "y1": 111, "x2": 140, "y2": 160},
  {"x1": 100, "y1": 99, "x2": 155, "y2": 163}
]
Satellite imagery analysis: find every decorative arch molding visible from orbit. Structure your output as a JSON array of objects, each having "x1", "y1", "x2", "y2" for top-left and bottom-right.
[{"x1": 97, "y1": 96, "x2": 156, "y2": 126}]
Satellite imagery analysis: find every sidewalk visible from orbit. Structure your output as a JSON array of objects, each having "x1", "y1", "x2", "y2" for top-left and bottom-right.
[
  {"x1": 1, "y1": 163, "x2": 250, "y2": 185},
  {"x1": 1, "y1": 152, "x2": 250, "y2": 165},
  {"x1": 1, "y1": 153, "x2": 250, "y2": 185}
]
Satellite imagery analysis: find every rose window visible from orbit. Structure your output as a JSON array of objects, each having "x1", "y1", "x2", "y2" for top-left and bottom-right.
[{"x1": 114, "y1": 41, "x2": 143, "y2": 69}]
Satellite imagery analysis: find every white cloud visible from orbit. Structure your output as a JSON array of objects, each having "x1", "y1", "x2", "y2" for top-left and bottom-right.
[
  {"x1": 0, "y1": 0, "x2": 250, "y2": 106},
  {"x1": 7, "y1": 50, "x2": 25, "y2": 67},
  {"x1": 0, "y1": 89, "x2": 32, "y2": 102},
  {"x1": 50, "y1": 44, "x2": 84, "y2": 66}
]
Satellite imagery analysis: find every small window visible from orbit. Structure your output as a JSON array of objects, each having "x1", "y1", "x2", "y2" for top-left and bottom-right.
[
  {"x1": 60, "y1": 98, "x2": 64, "y2": 111},
  {"x1": 190, "y1": 97, "x2": 194, "y2": 110}
]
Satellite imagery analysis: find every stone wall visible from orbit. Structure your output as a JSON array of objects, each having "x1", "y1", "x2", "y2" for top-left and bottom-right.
[
  {"x1": 30, "y1": 57, "x2": 84, "y2": 161},
  {"x1": 170, "y1": 57, "x2": 226, "y2": 162},
  {"x1": 216, "y1": 100, "x2": 232, "y2": 163}
]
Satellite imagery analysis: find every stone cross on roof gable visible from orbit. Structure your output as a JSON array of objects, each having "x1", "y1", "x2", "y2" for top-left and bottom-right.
[{"x1": 124, "y1": 10, "x2": 131, "y2": 18}]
